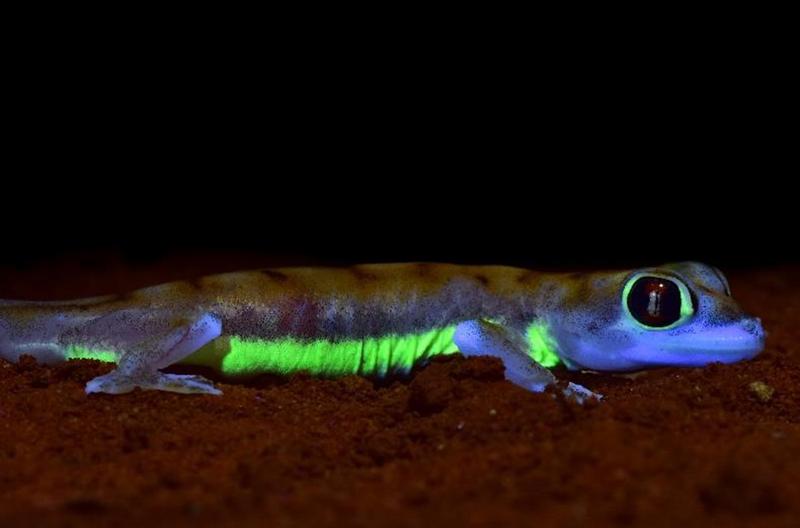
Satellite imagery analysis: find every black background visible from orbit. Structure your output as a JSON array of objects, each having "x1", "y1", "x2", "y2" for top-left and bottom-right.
[{"x1": 2, "y1": 47, "x2": 794, "y2": 271}]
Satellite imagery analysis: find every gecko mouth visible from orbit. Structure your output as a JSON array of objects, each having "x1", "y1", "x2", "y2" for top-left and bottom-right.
[{"x1": 629, "y1": 321, "x2": 765, "y2": 368}]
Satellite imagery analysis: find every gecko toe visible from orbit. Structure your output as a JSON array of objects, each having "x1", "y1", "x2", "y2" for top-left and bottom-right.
[
  {"x1": 85, "y1": 372, "x2": 137, "y2": 395},
  {"x1": 85, "y1": 371, "x2": 222, "y2": 396},
  {"x1": 562, "y1": 382, "x2": 603, "y2": 404},
  {"x1": 158, "y1": 373, "x2": 223, "y2": 395}
]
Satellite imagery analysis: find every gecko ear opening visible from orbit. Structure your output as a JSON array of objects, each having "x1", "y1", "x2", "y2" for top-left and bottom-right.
[{"x1": 622, "y1": 274, "x2": 695, "y2": 330}]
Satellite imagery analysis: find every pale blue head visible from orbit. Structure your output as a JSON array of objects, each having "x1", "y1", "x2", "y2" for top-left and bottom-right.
[{"x1": 549, "y1": 262, "x2": 765, "y2": 371}]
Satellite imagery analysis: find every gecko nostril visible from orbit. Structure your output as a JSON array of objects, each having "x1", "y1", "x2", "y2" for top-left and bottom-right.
[{"x1": 742, "y1": 317, "x2": 765, "y2": 337}]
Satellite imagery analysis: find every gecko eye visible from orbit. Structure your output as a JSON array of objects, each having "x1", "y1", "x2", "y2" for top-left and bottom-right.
[{"x1": 623, "y1": 275, "x2": 694, "y2": 329}]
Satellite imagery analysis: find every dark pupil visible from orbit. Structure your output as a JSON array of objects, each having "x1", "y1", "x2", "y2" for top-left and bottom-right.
[{"x1": 627, "y1": 277, "x2": 682, "y2": 327}]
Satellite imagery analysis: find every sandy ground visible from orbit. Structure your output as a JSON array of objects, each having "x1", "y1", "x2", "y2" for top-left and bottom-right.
[{"x1": 0, "y1": 255, "x2": 798, "y2": 528}]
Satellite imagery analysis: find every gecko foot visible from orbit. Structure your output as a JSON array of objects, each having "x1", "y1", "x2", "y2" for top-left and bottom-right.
[
  {"x1": 86, "y1": 370, "x2": 223, "y2": 395},
  {"x1": 561, "y1": 382, "x2": 602, "y2": 404}
]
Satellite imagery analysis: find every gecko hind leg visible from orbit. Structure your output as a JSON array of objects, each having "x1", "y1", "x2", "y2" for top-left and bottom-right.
[
  {"x1": 84, "y1": 312, "x2": 223, "y2": 395},
  {"x1": 453, "y1": 320, "x2": 601, "y2": 403}
]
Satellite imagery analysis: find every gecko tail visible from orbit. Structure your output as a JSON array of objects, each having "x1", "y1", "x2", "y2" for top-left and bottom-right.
[{"x1": 0, "y1": 313, "x2": 76, "y2": 365}]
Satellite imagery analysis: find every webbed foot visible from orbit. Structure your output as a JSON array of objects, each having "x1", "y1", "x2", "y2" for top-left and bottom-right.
[
  {"x1": 86, "y1": 371, "x2": 222, "y2": 395},
  {"x1": 561, "y1": 382, "x2": 602, "y2": 404}
]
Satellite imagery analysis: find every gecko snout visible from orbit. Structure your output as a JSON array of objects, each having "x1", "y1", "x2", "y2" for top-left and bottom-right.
[{"x1": 742, "y1": 316, "x2": 765, "y2": 339}]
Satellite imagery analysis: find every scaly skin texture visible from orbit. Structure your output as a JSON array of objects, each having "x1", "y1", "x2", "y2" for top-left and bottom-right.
[
  {"x1": 0, "y1": 262, "x2": 766, "y2": 398},
  {"x1": 0, "y1": 264, "x2": 546, "y2": 335}
]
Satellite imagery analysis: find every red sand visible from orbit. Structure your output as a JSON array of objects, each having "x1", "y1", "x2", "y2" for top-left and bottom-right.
[{"x1": 1, "y1": 255, "x2": 799, "y2": 527}]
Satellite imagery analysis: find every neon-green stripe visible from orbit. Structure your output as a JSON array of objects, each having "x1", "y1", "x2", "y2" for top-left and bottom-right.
[
  {"x1": 62, "y1": 323, "x2": 560, "y2": 375},
  {"x1": 64, "y1": 346, "x2": 116, "y2": 363},
  {"x1": 181, "y1": 326, "x2": 460, "y2": 377},
  {"x1": 526, "y1": 321, "x2": 561, "y2": 368}
]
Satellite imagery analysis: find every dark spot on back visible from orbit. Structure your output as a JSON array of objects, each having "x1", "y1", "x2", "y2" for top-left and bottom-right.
[
  {"x1": 569, "y1": 279, "x2": 592, "y2": 304},
  {"x1": 116, "y1": 291, "x2": 136, "y2": 303},
  {"x1": 350, "y1": 267, "x2": 379, "y2": 281},
  {"x1": 475, "y1": 274, "x2": 490, "y2": 286},
  {"x1": 416, "y1": 263, "x2": 433, "y2": 277},
  {"x1": 185, "y1": 277, "x2": 204, "y2": 290},
  {"x1": 260, "y1": 269, "x2": 289, "y2": 282}
]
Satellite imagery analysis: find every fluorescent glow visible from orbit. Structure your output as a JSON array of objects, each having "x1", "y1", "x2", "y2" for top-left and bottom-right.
[
  {"x1": 621, "y1": 272, "x2": 694, "y2": 330},
  {"x1": 526, "y1": 321, "x2": 561, "y2": 368},
  {"x1": 181, "y1": 326, "x2": 460, "y2": 377},
  {"x1": 63, "y1": 324, "x2": 565, "y2": 377},
  {"x1": 64, "y1": 345, "x2": 116, "y2": 363}
]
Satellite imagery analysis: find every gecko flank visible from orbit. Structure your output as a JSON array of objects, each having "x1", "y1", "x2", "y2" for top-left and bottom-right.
[{"x1": 0, "y1": 262, "x2": 765, "y2": 399}]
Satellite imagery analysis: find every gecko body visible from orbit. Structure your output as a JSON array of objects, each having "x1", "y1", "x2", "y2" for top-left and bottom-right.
[{"x1": 0, "y1": 262, "x2": 765, "y2": 399}]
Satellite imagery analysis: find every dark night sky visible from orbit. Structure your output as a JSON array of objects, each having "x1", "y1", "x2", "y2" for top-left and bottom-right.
[
  {"x1": 2, "y1": 173, "x2": 792, "y2": 269},
  {"x1": 3, "y1": 61, "x2": 793, "y2": 270}
]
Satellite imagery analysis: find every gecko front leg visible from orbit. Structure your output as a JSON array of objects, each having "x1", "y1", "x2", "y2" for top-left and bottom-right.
[
  {"x1": 81, "y1": 311, "x2": 223, "y2": 395},
  {"x1": 453, "y1": 320, "x2": 601, "y2": 403}
]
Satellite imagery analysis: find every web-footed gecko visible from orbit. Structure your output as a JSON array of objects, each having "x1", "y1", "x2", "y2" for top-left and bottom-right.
[{"x1": 0, "y1": 262, "x2": 764, "y2": 400}]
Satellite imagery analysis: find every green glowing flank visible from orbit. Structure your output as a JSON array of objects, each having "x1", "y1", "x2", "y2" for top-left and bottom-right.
[
  {"x1": 64, "y1": 322, "x2": 562, "y2": 377},
  {"x1": 526, "y1": 321, "x2": 561, "y2": 368},
  {"x1": 182, "y1": 326, "x2": 461, "y2": 377},
  {"x1": 64, "y1": 346, "x2": 117, "y2": 363}
]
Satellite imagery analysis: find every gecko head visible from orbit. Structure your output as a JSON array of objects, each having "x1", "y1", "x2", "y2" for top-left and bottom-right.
[{"x1": 550, "y1": 262, "x2": 765, "y2": 371}]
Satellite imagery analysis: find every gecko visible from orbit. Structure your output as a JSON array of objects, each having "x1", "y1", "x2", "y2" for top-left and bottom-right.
[{"x1": 0, "y1": 262, "x2": 764, "y2": 400}]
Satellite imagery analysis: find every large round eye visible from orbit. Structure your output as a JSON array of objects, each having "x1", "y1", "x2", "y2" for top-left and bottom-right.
[{"x1": 624, "y1": 275, "x2": 693, "y2": 328}]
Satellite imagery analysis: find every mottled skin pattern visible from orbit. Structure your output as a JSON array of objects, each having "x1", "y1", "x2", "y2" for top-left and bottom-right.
[
  {"x1": 0, "y1": 264, "x2": 554, "y2": 345},
  {"x1": 0, "y1": 262, "x2": 765, "y2": 400}
]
